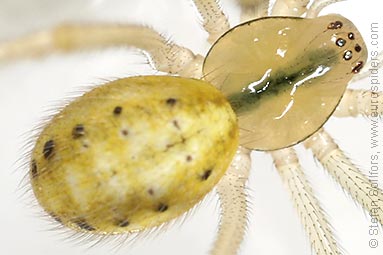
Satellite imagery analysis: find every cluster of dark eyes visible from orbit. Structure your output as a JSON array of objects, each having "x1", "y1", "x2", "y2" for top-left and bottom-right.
[
  {"x1": 335, "y1": 33, "x2": 362, "y2": 61},
  {"x1": 328, "y1": 20, "x2": 364, "y2": 73}
]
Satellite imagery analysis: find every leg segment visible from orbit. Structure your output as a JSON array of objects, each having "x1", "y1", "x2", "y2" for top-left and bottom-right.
[
  {"x1": 270, "y1": 148, "x2": 341, "y2": 255},
  {"x1": 271, "y1": 0, "x2": 310, "y2": 16},
  {"x1": 210, "y1": 146, "x2": 251, "y2": 255},
  {"x1": 0, "y1": 24, "x2": 204, "y2": 77},
  {"x1": 237, "y1": 0, "x2": 270, "y2": 22},
  {"x1": 304, "y1": 129, "x2": 383, "y2": 226},
  {"x1": 334, "y1": 89, "x2": 383, "y2": 118},
  {"x1": 306, "y1": 0, "x2": 347, "y2": 18},
  {"x1": 191, "y1": 0, "x2": 230, "y2": 44}
]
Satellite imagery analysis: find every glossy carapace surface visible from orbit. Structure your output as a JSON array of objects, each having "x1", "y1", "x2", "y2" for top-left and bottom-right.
[{"x1": 203, "y1": 15, "x2": 367, "y2": 150}]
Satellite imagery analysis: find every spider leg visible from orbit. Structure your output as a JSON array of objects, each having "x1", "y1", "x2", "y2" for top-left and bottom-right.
[
  {"x1": 304, "y1": 129, "x2": 383, "y2": 226},
  {"x1": 271, "y1": 0, "x2": 310, "y2": 16},
  {"x1": 191, "y1": 0, "x2": 230, "y2": 44},
  {"x1": 306, "y1": 0, "x2": 347, "y2": 18},
  {"x1": 236, "y1": 0, "x2": 270, "y2": 22},
  {"x1": 270, "y1": 148, "x2": 342, "y2": 255},
  {"x1": 352, "y1": 50, "x2": 383, "y2": 83},
  {"x1": 333, "y1": 89, "x2": 383, "y2": 118},
  {"x1": 0, "y1": 24, "x2": 204, "y2": 77},
  {"x1": 211, "y1": 146, "x2": 251, "y2": 255}
]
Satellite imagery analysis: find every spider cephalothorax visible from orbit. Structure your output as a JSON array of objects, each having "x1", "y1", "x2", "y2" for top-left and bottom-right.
[
  {"x1": 1, "y1": 1, "x2": 382, "y2": 255},
  {"x1": 204, "y1": 14, "x2": 367, "y2": 150}
]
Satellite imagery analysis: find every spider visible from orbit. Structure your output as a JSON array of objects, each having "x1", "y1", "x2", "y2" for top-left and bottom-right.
[{"x1": 0, "y1": 0, "x2": 382, "y2": 254}]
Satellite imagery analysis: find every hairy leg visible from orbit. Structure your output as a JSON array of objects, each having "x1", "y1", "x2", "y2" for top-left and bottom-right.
[
  {"x1": 236, "y1": 0, "x2": 270, "y2": 22},
  {"x1": 211, "y1": 146, "x2": 251, "y2": 255},
  {"x1": 270, "y1": 148, "x2": 341, "y2": 255},
  {"x1": 191, "y1": 0, "x2": 230, "y2": 44},
  {"x1": 334, "y1": 89, "x2": 383, "y2": 118},
  {"x1": 0, "y1": 24, "x2": 204, "y2": 77},
  {"x1": 304, "y1": 129, "x2": 383, "y2": 226}
]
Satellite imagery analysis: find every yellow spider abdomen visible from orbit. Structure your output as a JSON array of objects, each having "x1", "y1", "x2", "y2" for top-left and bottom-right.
[{"x1": 30, "y1": 76, "x2": 238, "y2": 234}]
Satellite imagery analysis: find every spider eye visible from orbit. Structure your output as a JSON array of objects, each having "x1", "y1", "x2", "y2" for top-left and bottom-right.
[
  {"x1": 203, "y1": 15, "x2": 367, "y2": 151},
  {"x1": 348, "y1": 32, "x2": 355, "y2": 40},
  {"x1": 328, "y1": 20, "x2": 343, "y2": 29},
  {"x1": 336, "y1": 38, "x2": 346, "y2": 47}
]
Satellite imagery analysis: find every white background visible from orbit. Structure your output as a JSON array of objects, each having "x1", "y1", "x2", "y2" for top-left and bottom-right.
[{"x1": 0, "y1": 0, "x2": 382, "y2": 255}]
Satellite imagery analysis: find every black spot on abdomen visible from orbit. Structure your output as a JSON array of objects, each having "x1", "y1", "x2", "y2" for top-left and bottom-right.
[
  {"x1": 157, "y1": 203, "x2": 169, "y2": 212},
  {"x1": 117, "y1": 219, "x2": 130, "y2": 227},
  {"x1": 166, "y1": 98, "x2": 177, "y2": 106},
  {"x1": 114, "y1": 106, "x2": 123, "y2": 115},
  {"x1": 201, "y1": 169, "x2": 213, "y2": 181},
  {"x1": 73, "y1": 218, "x2": 96, "y2": 231},
  {"x1": 72, "y1": 124, "x2": 85, "y2": 139},
  {"x1": 31, "y1": 160, "x2": 38, "y2": 178},
  {"x1": 43, "y1": 140, "x2": 55, "y2": 159}
]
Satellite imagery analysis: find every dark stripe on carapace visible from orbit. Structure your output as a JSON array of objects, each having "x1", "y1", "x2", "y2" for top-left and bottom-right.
[{"x1": 226, "y1": 49, "x2": 338, "y2": 114}]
